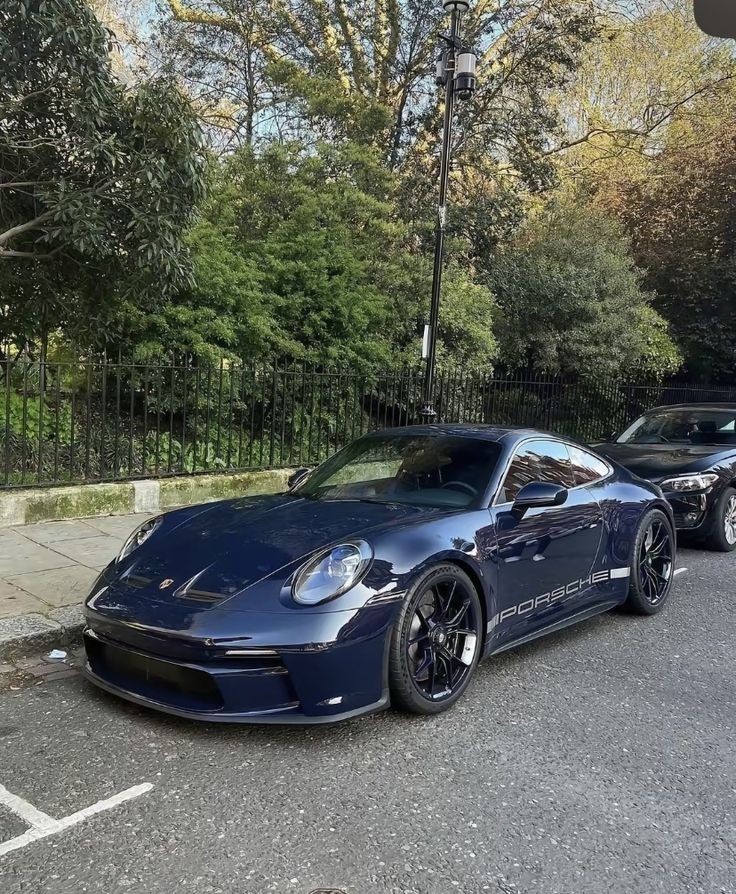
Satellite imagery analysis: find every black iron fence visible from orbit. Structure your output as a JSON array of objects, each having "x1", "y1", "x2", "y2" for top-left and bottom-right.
[{"x1": 3, "y1": 356, "x2": 736, "y2": 488}]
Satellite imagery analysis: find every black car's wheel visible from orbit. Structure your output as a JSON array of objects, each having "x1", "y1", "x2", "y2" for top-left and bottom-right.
[
  {"x1": 704, "y1": 486, "x2": 736, "y2": 552},
  {"x1": 389, "y1": 564, "x2": 483, "y2": 715},
  {"x1": 623, "y1": 509, "x2": 675, "y2": 615}
]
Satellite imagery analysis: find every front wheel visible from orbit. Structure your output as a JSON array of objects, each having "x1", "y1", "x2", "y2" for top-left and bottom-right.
[
  {"x1": 389, "y1": 564, "x2": 483, "y2": 715},
  {"x1": 623, "y1": 509, "x2": 675, "y2": 615},
  {"x1": 704, "y1": 486, "x2": 736, "y2": 552}
]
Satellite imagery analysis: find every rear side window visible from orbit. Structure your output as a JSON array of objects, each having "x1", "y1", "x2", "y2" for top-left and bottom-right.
[
  {"x1": 569, "y1": 445, "x2": 610, "y2": 485},
  {"x1": 498, "y1": 439, "x2": 574, "y2": 504}
]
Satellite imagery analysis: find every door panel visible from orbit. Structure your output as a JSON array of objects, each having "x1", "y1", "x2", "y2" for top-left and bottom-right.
[{"x1": 488, "y1": 439, "x2": 603, "y2": 645}]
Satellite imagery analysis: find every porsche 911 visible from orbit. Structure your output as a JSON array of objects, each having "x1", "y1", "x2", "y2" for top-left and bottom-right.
[{"x1": 83, "y1": 425, "x2": 676, "y2": 724}]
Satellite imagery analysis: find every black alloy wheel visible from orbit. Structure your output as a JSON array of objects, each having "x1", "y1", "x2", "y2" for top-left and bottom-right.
[
  {"x1": 389, "y1": 564, "x2": 483, "y2": 714},
  {"x1": 624, "y1": 509, "x2": 675, "y2": 615}
]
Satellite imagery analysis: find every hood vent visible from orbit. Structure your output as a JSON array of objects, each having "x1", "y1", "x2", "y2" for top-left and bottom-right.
[
  {"x1": 179, "y1": 588, "x2": 227, "y2": 605},
  {"x1": 126, "y1": 574, "x2": 153, "y2": 590},
  {"x1": 173, "y1": 566, "x2": 230, "y2": 605}
]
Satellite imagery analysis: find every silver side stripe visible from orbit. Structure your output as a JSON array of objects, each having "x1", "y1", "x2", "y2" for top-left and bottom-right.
[{"x1": 486, "y1": 566, "x2": 631, "y2": 633}]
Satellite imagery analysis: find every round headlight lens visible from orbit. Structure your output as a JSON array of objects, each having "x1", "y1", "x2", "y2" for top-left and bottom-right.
[
  {"x1": 117, "y1": 516, "x2": 163, "y2": 562},
  {"x1": 293, "y1": 541, "x2": 373, "y2": 606}
]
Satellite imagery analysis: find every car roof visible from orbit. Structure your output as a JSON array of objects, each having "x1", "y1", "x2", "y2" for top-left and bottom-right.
[
  {"x1": 363, "y1": 423, "x2": 566, "y2": 444},
  {"x1": 644, "y1": 402, "x2": 736, "y2": 414}
]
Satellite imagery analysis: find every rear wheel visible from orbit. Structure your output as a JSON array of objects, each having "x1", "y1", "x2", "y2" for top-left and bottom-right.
[
  {"x1": 704, "y1": 486, "x2": 736, "y2": 552},
  {"x1": 623, "y1": 509, "x2": 675, "y2": 615},
  {"x1": 389, "y1": 564, "x2": 483, "y2": 715}
]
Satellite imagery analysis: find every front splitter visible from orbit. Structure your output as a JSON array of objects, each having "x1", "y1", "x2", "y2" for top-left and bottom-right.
[{"x1": 82, "y1": 663, "x2": 390, "y2": 725}]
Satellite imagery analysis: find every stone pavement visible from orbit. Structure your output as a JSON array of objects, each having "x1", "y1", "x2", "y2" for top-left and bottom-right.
[{"x1": 0, "y1": 513, "x2": 152, "y2": 659}]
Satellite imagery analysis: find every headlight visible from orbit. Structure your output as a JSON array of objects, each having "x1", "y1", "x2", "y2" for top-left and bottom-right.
[
  {"x1": 660, "y1": 473, "x2": 719, "y2": 493},
  {"x1": 293, "y1": 541, "x2": 373, "y2": 606},
  {"x1": 117, "y1": 516, "x2": 163, "y2": 562}
]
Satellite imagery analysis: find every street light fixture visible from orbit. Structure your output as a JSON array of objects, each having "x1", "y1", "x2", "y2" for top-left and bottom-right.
[{"x1": 420, "y1": 0, "x2": 478, "y2": 424}]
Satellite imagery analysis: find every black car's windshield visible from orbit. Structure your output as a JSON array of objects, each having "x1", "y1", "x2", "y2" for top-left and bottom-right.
[
  {"x1": 617, "y1": 409, "x2": 736, "y2": 445},
  {"x1": 296, "y1": 434, "x2": 502, "y2": 509}
]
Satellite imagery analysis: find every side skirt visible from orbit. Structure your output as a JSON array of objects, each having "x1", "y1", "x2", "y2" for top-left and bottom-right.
[{"x1": 487, "y1": 599, "x2": 621, "y2": 657}]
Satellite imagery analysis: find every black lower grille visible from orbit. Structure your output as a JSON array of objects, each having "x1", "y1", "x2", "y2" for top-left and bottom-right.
[{"x1": 86, "y1": 634, "x2": 223, "y2": 711}]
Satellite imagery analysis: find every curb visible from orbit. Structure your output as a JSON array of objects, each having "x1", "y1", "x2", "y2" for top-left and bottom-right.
[
  {"x1": 0, "y1": 605, "x2": 85, "y2": 661},
  {"x1": 0, "y1": 468, "x2": 292, "y2": 528}
]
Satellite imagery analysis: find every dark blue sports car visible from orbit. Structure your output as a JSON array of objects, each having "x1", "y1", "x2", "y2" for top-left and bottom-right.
[{"x1": 83, "y1": 426, "x2": 676, "y2": 724}]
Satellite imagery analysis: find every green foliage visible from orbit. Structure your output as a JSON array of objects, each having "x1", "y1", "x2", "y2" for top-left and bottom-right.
[
  {"x1": 3, "y1": 0, "x2": 717, "y2": 392},
  {"x1": 137, "y1": 141, "x2": 496, "y2": 370},
  {"x1": 427, "y1": 267, "x2": 497, "y2": 373},
  {"x1": 614, "y1": 115, "x2": 736, "y2": 380},
  {"x1": 487, "y1": 201, "x2": 682, "y2": 378},
  {"x1": 553, "y1": 0, "x2": 736, "y2": 380},
  {"x1": 0, "y1": 0, "x2": 206, "y2": 351}
]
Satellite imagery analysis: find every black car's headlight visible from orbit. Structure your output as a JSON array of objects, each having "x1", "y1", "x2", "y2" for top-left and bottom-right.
[
  {"x1": 117, "y1": 515, "x2": 163, "y2": 562},
  {"x1": 659, "y1": 473, "x2": 719, "y2": 493},
  {"x1": 292, "y1": 541, "x2": 373, "y2": 606}
]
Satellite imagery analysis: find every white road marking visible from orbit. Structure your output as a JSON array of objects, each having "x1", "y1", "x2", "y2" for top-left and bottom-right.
[
  {"x1": 0, "y1": 784, "x2": 57, "y2": 831},
  {"x1": 0, "y1": 783, "x2": 153, "y2": 858},
  {"x1": 674, "y1": 567, "x2": 688, "y2": 576}
]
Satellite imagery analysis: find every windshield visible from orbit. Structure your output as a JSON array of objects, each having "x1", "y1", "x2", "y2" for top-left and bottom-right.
[
  {"x1": 295, "y1": 433, "x2": 502, "y2": 509},
  {"x1": 617, "y1": 409, "x2": 736, "y2": 445}
]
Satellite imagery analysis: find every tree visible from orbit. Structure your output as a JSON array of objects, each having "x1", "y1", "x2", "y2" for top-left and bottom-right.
[
  {"x1": 611, "y1": 116, "x2": 736, "y2": 381},
  {"x1": 137, "y1": 142, "x2": 496, "y2": 368},
  {"x1": 158, "y1": 0, "x2": 598, "y2": 202},
  {"x1": 545, "y1": 1, "x2": 736, "y2": 380},
  {"x1": 551, "y1": 0, "x2": 735, "y2": 180},
  {"x1": 0, "y1": 0, "x2": 206, "y2": 352},
  {"x1": 487, "y1": 201, "x2": 681, "y2": 377}
]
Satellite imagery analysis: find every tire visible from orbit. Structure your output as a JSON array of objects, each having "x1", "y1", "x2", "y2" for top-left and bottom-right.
[
  {"x1": 389, "y1": 564, "x2": 483, "y2": 715},
  {"x1": 623, "y1": 508, "x2": 675, "y2": 615},
  {"x1": 704, "y1": 486, "x2": 736, "y2": 552}
]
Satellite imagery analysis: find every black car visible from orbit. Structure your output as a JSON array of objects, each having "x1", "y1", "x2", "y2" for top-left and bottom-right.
[{"x1": 593, "y1": 403, "x2": 736, "y2": 551}]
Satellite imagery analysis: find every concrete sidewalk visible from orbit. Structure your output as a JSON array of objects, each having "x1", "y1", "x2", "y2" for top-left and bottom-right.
[{"x1": 0, "y1": 513, "x2": 151, "y2": 659}]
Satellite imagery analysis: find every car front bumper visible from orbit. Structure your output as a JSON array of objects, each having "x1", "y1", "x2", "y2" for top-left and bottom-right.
[
  {"x1": 82, "y1": 600, "x2": 400, "y2": 724},
  {"x1": 661, "y1": 489, "x2": 723, "y2": 534},
  {"x1": 666, "y1": 491, "x2": 709, "y2": 530}
]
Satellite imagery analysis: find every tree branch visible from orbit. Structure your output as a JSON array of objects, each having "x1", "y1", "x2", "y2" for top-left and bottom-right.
[
  {"x1": 165, "y1": 0, "x2": 280, "y2": 64},
  {"x1": 300, "y1": 0, "x2": 351, "y2": 90},
  {"x1": 0, "y1": 181, "x2": 54, "y2": 189},
  {"x1": 0, "y1": 247, "x2": 61, "y2": 259},
  {"x1": 382, "y1": 0, "x2": 400, "y2": 100},
  {"x1": 547, "y1": 74, "x2": 736, "y2": 157},
  {"x1": 166, "y1": 0, "x2": 240, "y2": 32},
  {"x1": 0, "y1": 210, "x2": 55, "y2": 248},
  {"x1": 334, "y1": 0, "x2": 369, "y2": 88},
  {"x1": 374, "y1": 0, "x2": 390, "y2": 95}
]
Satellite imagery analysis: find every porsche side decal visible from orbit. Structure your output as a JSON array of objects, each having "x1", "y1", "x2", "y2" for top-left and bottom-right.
[{"x1": 487, "y1": 567, "x2": 631, "y2": 632}]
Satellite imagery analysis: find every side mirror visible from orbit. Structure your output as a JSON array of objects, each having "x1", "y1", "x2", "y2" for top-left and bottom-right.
[
  {"x1": 512, "y1": 481, "x2": 568, "y2": 516},
  {"x1": 287, "y1": 467, "x2": 310, "y2": 490},
  {"x1": 601, "y1": 431, "x2": 616, "y2": 442}
]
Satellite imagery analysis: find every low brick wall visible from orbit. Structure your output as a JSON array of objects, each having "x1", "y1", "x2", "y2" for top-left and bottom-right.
[{"x1": 0, "y1": 469, "x2": 292, "y2": 527}]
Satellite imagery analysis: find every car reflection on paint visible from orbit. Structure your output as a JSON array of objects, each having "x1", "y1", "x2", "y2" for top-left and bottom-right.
[{"x1": 83, "y1": 425, "x2": 676, "y2": 724}]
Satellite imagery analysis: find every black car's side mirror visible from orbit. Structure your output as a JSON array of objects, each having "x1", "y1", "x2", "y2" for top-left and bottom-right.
[
  {"x1": 601, "y1": 430, "x2": 616, "y2": 442},
  {"x1": 512, "y1": 481, "x2": 568, "y2": 517},
  {"x1": 288, "y1": 467, "x2": 311, "y2": 490}
]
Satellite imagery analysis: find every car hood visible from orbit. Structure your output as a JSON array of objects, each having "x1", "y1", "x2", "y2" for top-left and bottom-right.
[
  {"x1": 592, "y1": 441, "x2": 734, "y2": 481},
  {"x1": 93, "y1": 493, "x2": 445, "y2": 612}
]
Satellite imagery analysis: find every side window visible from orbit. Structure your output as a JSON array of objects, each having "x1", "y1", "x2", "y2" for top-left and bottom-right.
[
  {"x1": 569, "y1": 445, "x2": 610, "y2": 486},
  {"x1": 498, "y1": 440, "x2": 574, "y2": 504}
]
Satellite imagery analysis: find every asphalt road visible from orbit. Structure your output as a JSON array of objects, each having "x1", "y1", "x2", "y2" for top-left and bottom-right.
[{"x1": 0, "y1": 547, "x2": 734, "y2": 894}]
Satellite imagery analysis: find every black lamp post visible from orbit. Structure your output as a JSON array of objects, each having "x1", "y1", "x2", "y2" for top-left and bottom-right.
[{"x1": 420, "y1": 0, "x2": 477, "y2": 424}]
